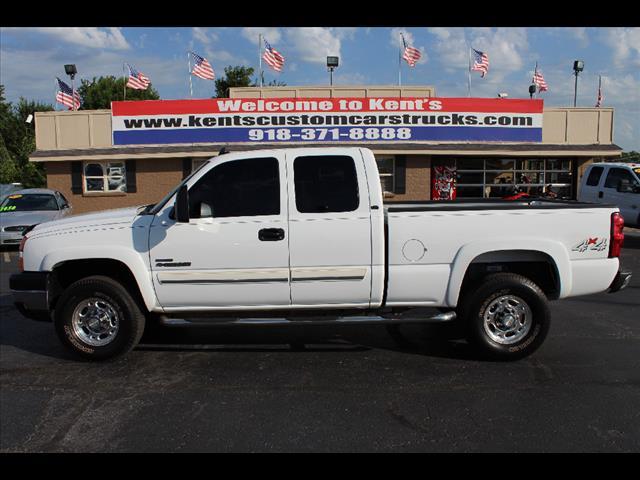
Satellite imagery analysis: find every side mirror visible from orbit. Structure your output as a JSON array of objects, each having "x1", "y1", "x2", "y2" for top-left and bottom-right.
[
  {"x1": 174, "y1": 184, "x2": 190, "y2": 223},
  {"x1": 617, "y1": 179, "x2": 634, "y2": 193}
]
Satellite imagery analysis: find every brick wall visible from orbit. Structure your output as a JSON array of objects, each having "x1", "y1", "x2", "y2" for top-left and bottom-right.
[
  {"x1": 384, "y1": 155, "x2": 431, "y2": 202},
  {"x1": 46, "y1": 158, "x2": 184, "y2": 214}
]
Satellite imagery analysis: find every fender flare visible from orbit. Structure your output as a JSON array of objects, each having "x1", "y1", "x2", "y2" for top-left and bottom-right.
[
  {"x1": 446, "y1": 238, "x2": 571, "y2": 307},
  {"x1": 40, "y1": 246, "x2": 159, "y2": 312}
]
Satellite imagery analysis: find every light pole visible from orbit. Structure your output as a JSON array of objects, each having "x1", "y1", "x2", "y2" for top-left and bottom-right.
[
  {"x1": 327, "y1": 56, "x2": 339, "y2": 86},
  {"x1": 529, "y1": 84, "x2": 536, "y2": 99},
  {"x1": 573, "y1": 60, "x2": 584, "y2": 107},
  {"x1": 64, "y1": 64, "x2": 78, "y2": 110}
]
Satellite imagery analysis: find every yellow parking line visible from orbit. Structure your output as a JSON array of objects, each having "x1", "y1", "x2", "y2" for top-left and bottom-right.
[{"x1": 3, "y1": 252, "x2": 10, "y2": 263}]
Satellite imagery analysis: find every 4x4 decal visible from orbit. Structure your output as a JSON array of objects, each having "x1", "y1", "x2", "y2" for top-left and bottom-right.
[{"x1": 572, "y1": 237, "x2": 608, "y2": 253}]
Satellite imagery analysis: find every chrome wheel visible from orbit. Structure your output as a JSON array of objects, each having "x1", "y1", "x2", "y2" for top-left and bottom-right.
[
  {"x1": 483, "y1": 295, "x2": 532, "y2": 345},
  {"x1": 71, "y1": 298, "x2": 120, "y2": 346}
]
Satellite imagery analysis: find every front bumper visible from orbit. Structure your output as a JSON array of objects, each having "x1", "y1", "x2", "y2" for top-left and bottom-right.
[
  {"x1": 608, "y1": 269, "x2": 632, "y2": 293},
  {"x1": 10, "y1": 271, "x2": 51, "y2": 321}
]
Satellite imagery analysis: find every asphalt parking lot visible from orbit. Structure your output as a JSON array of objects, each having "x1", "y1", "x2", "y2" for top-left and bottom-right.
[{"x1": 1, "y1": 231, "x2": 639, "y2": 453}]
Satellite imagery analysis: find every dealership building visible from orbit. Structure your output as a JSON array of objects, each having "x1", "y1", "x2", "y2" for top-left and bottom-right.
[{"x1": 30, "y1": 85, "x2": 622, "y2": 214}]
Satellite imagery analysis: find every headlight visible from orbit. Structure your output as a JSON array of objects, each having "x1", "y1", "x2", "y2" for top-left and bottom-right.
[{"x1": 4, "y1": 225, "x2": 28, "y2": 232}]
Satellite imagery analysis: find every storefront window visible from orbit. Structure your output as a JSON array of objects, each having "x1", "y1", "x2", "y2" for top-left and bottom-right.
[
  {"x1": 441, "y1": 157, "x2": 574, "y2": 199},
  {"x1": 376, "y1": 157, "x2": 395, "y2": 194},
  {"x1": 84, "y1": 162, "x2": 127, "y2": 193}
]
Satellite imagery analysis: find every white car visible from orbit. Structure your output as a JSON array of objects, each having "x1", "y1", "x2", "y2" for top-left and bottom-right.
[
  {"x1": 579, "y1": 162, "x2": 640, "y2": 227},
  {"x1": 0, "y1": 188, "x2": 72, "y2": 247},
  {"x1": 10, "y1": 147, "x2": 632, "y2": 361}
]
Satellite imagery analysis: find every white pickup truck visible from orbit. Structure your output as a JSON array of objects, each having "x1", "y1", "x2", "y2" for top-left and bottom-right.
[{"x1": 11, "y1": 147, "x2": 632, "y2": 361}]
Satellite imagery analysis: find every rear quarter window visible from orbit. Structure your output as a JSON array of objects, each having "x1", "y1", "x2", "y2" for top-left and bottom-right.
[
  {"x1": 585, "y1": 166, "x2": 604, "y2": 186},
  {"x1": 293, "y1": 155, "x2": 359, "y2": 213}
]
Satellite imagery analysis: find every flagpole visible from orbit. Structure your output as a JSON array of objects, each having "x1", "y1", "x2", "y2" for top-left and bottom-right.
[
  {"x1": 123, "y1": 63, "x2": 127, "y2": 101},
  {"x1": 398, "y1": 33, "x2": 402, "y2": 87},
  {"x1": 595, "y1": 74, "x2": 603, "y2": 109},
  {"x1": 71, "y1": 76, "x2": 76, "y2": 111},
  {"x1": 259, "y1": 34, "x2": 263, "y2": 88},
  {"x1": 187, "y1": 52, "x2": 193, "y2": 98},
  {"x1": 467, "y1": 47, "x2": 472, "y2": 97},
  {"x1": 534, "y1": 62, "x2": 538, "y2": 98}
]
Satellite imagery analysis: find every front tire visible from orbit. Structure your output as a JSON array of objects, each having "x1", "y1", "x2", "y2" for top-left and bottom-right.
[
  {"x1": 54, "y1": 276, "x2": 146, "y2": 361},
  {"x1": 458, "y1": 273, "x2": 551, "y2": 361}
]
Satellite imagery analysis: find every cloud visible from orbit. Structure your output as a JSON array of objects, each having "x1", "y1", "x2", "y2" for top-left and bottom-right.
[
  {"x1": 0, "y1": 43, "x2": 189, "y2": 103},
  {"x1": 568, "y1": 28, "x2": 589, "y2": 47},
  {"x1": 192, "y1": 27, "x2": 218, "y2": 45},
  {"x1": 31, "y1": 27, "x2": 130, "y2": 50},
  {"x1": 470, "y1": 27, "x2": 528, "y2": 73},
  {"x1": 241, "y1": 27, "x2": 282, "y2": 46},
  {"x1": 284, "y1": 28, "x2": 342, "y2": 64},
  {"x1": 541, "y1": 27, "x2": 590, "y2": 48},
  {"x1": 426, "y1": 27, "x2": 469, "y2": 72},
  {"x1": 190, "y1": 28, "x2": 248, "y2": 72},
  {"x1": 602, "y1": 27, "x2": 640, "y2": 67},
  {"x1": 426, "y1": 27, "x2": 529, "y2": 85}
]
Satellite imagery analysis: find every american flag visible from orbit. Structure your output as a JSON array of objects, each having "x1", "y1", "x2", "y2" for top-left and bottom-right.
[
  {"x1": 55, "y1": 77, "x2": 81, "y2": 110},
  {"x1": 189, "y1": 51, "x2": 215, "y2": 80},
  {"x1": 595, "y1": 77, "x2": 603, "y2": 107},
  {"x1": 262, "y1": 38, "x2": 285, "y2": 72},
  {"x1": 126, "y1": 63, "x2": 150, "y2": 90},
  {"x1": 471, "y1": 48, "x2": 489, "y2": 78},
  {"x1": 533, "y1": 66, "x2": 548, "y2": 92},
  {"x1": 401, "y1": 33, "x2": 421, "y2": 67}
]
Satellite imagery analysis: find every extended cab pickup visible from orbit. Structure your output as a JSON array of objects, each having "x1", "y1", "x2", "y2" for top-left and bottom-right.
[{"x1": 11, "y1": 147, "x2": 632, "y2": 360}]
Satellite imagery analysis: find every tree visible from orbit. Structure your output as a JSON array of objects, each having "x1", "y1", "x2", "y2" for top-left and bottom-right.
[
  {"x1": 0, "y1": 86, "x2": 53, "y2": 187},
  {"x1": 215, "y1": 66, "x2": 255, "y2": 98},
  {"x1": 78, "y1": 76, "x2": 160, "y2": 110},
  {"x1": 620, "y1": 151, "x2": 640, "y2": 163},
  {"x1": 214, "y1": 65, "x2": 287, "y2": 98}
]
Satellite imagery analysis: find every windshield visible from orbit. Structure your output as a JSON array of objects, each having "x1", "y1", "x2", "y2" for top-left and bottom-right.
[{"x1": 0, "y1": 194, "x2": 59, "y2": 212}]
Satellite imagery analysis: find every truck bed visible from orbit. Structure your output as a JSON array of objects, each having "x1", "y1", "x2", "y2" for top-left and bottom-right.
[{"x1": 382, "y1": 198, "x2": 620, "y2": 308}]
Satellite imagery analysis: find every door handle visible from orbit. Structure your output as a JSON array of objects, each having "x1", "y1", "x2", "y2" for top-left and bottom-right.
[
  {"x1": 598, "y1": 191, "x2": 603, "y2": 198},
  {"x1": 258, "y1": 228, "x2": 285, "y2": 241}
]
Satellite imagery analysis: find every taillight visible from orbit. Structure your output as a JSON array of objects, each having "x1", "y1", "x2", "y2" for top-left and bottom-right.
[
  {"x1": 609, "y1": 212, "x2": 625, "y2": 258},
  {"x1": 18, "y1": 235, "x2": 28, "y2": 272}
]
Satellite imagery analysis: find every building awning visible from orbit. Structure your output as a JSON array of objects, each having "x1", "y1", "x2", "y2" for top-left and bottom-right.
[{"x1": 30, "y1": 142, "x2": 623, "y2": 162}]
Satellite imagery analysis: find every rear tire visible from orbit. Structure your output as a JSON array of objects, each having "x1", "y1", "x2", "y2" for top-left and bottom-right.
[
  {"x1": 54, "y1": 276, "x2": 146, "y2": 361},
  {"x1": 458, "y1": 273, "x2": 550, "y2": 361}
]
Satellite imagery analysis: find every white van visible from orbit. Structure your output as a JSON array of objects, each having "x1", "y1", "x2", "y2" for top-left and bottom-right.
[{"x1": 579, "y1": 162, "x2": 640, "y2": 227}]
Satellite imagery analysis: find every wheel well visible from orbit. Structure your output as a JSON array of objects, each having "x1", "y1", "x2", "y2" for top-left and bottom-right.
[
  {"x1": 459, "y1": 250, "x2": 560, "y2": 301},
  {"x1": 49, "y1": 259, "x2": 147, "y2": 313}
]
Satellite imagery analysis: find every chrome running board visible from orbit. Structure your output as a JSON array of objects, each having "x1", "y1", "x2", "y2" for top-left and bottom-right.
[{"x1": 158, "y1": 311, "x2": 456, "y2": 327}]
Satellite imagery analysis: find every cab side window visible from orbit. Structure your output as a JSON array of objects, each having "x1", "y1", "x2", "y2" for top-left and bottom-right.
[
  {"x1": 585, "y1": 166, "x2": 604, "y2": 186},
  {"x1": 604, "y1": 168, "x2": 638, "y2": 189},
  {"x1": 293, "y1": 155, "x2": 359, "y2": 213},
  {"x1": 188, "y1": 157, "x2": 280, "y2": 218}
]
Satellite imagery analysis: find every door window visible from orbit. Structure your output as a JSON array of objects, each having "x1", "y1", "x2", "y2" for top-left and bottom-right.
[
  {"x1": 604, "y1": 168, "x2": 638, "y2": 189},
  {"x1": 293, "y1": 155, "x2": 359, "y2": 213},
  {"x1": 188, "y1": 157, "x2": 280, "y2": 218},
  {"x1": 585, "y1": 166, "x2": 604, "y2": 186}
]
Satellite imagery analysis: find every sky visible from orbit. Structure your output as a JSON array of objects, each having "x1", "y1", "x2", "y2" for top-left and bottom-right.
[{"x1": 1, "y1": 26, "x2": 639, "y2": 151}]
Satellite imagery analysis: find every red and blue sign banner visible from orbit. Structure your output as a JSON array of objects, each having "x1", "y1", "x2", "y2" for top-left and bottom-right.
[{"x1": 111, "y1": 97, "x2": 543, "y2": 145}]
